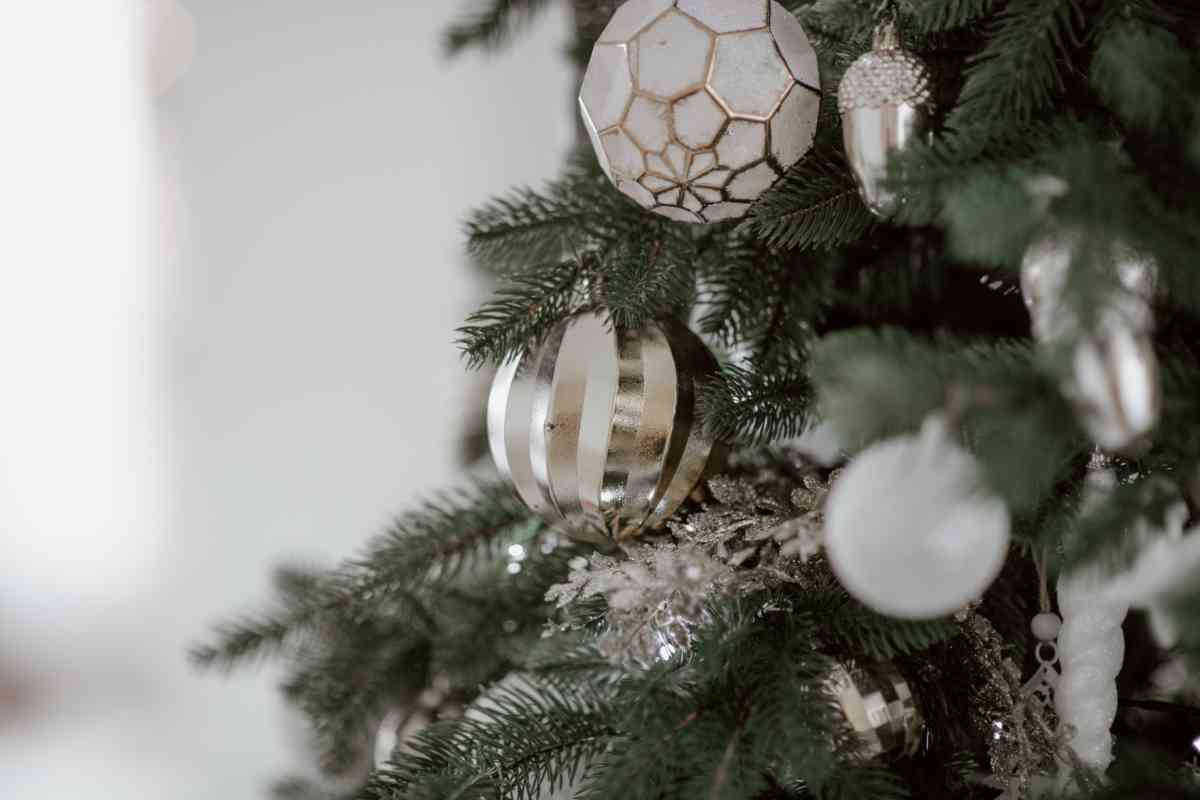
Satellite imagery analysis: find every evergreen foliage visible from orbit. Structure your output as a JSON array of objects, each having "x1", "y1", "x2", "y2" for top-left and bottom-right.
[
  {"x1": 443, "y1": 0, "x2": 555, "y2": 56},
  {"x1": 200, "y1": 0, "x2": 1200, "y2": 797}
]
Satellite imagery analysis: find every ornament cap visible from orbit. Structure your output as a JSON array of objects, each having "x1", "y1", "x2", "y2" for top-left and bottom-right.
[
  {"x1": 873, "y1": 20, "x2": 900, "y2": 51},
  {"x1": 837, "y1": 30, "x2": 932, "y2": 113}
]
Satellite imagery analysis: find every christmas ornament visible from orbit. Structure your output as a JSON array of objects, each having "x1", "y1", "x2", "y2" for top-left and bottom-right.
[
  {"x1": 579, "y1": 0, "x2": 821, "y2": 223},
  {"x1": 837, "y1": 22, "x2": 932, "y2": 218},
  {"x1": 1022, "y1": 550, "x2": 1062, "y2": 713},
  {"x1": 1023, "y1": 612, "x2": 1062, "y2": 710},
  {"x1": 1055, "y1": 567, "x2": 1127, "y2": 773},
  {"x1": 1020, "y1": 229, "x2": 1160, "y2": 453},
  {"x1": 824, "y1": 415, "x2": 1011, "y2": 619},
  {"x1": 827, "y1": 660, "x2": 924, "y2": 757},
  {"x1": 488, "y1": 313, "x2": 720, "y2": 543},
  {"x1": 1105, "y1": 501, "x2": 1199, "y2": 647},
  {"x1": 1053, "y1": 459, "x2": 1127, "y2": 773}
]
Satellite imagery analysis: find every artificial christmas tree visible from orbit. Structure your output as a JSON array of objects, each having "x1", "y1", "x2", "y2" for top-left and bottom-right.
[{"x1": 196, "y1": 1, "x2": 1200, "y2": 797}]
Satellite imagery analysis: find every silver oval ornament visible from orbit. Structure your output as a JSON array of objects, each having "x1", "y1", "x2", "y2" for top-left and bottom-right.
[
  {"x1": 488, "y1": 314, "x2": 722, "y2": 543},
  {"x1": 837, "y1": 25, "x2": 932, "y2": 218},
  {"x1": 1020, "y1": 228, "x2": 1161, "y2": 453}
]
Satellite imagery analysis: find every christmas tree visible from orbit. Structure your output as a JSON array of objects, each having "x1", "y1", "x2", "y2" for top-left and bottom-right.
[{"x1": 194, "y1": 1, "x2": 1200, "y2": 797}]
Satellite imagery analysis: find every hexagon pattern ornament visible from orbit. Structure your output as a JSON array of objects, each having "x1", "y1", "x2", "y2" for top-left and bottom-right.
[{"x1": 580, "y1": 0, "x2": 822, "y2": 224}]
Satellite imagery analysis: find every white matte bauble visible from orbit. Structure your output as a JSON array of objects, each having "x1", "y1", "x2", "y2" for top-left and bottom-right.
[
  {"x1": 579, "y1": 0, "x2": 821, "y2": 223},
  {"x1": 824, "y1": 416, "x2": 1011, "y2": 619}
]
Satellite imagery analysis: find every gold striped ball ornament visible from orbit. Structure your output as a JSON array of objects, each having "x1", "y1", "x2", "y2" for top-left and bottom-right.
[{"x1": 488, "y1": 314, "x2": 722, "y2": 544}]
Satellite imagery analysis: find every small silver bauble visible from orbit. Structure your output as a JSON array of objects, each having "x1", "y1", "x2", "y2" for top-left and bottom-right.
[
  {"x1": 837, "y1": 24, "x2": 932, "y2": 218},
  {"x1": 1020, "y1": 228, "x2": 1161, "y2": 453},
  {"x1": 827, "y1": 659, "x2": 924, "y2": 757},
  {"x1": 488, "y1": 314, "x2": 722, "y2": 543}
]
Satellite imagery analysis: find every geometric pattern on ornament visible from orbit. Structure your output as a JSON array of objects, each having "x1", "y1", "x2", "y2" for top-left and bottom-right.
[{"x1": 580, "y1": 0, "x2": 822, "y2": 224}]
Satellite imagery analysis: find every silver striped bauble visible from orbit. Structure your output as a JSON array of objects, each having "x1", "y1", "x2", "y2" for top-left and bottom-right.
[{"x1": 487, "y1": 314, "x2": 721, "y2": 544}]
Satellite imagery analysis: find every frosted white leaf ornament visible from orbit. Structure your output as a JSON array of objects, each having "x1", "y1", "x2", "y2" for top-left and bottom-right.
[
  {"x1": 487, "y1": 314, "x2": 722, "y2": 544},
  {"x1": 824, "y1": 415, "x2": 1011, "y2": 619},
  {"x1": 579, "y1": 0, "x2": 821, "y2": 223}
]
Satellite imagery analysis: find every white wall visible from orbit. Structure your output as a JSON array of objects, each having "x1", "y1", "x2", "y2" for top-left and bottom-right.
[{"x1": 0, "y1": 1, "x2": 573, "y2": 797}]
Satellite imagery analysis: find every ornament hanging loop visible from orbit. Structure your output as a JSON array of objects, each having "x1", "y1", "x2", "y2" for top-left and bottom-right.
[{"x1": 873, "y1": 20, "x2": 900, "y2": 50}]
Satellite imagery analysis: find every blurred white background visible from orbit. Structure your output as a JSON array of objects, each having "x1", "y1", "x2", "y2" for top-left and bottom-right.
[{"x1": 0, "y1": 1, "x2": 572, "y2": 796}]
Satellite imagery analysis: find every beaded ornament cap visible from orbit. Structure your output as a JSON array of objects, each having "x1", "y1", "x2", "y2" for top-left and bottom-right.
[{"x1": 837, "y1": 25, "x2": 932, "y2": 113}]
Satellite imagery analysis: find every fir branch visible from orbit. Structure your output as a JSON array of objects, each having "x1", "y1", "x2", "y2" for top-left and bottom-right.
[
  {"x1": 190, "y1": 565, "x2": 327, "y2": 670},
  {"x1": 889, "y1": 119, "x2": 1080, "y2": 226},
  {"x1": 700, "y1": 360, "x2": 816, "y2": 445},
  {"x1": 948, "y1": 0, "x2": 1088, "y2": 131},
  {"x1": 463, "y1": 167, "x2": 656, "y2": 275},
  {"x1": 1090, "y1": 20, "x2": 1198, "y2": 131},
  {"x1": 908, "y1": 0, "x2": 999, "y2": 33},
  {"x1": 345, "y1": 482, "x2": 545, "y2": 600},
  {"x1": 190, "y1": 613, "x2": 297, "y2": 671},
  {"x1": 443, "y1": 0, "x2": 555, "y2": 57},
  {"x1": 811, "y1": 329, "x2": 1082, "y2": 511},
  {"x1": 745, "y1": 153, "x2": 875, "y2": 251},
  {"x1": 1054, "y1": 478, "x2": 1183, "y2": 574},
  {"x1": 938, "y1": 171, "x2": 1043, "y2": 267},
  {"x1": 597, "y1": 237, "x2": 695, "y2": 331},
  {"x1": 815, "y1": 764, "x2": 911, "y2": 800},
  {"x1": 697, "y1": 241, "x2": 831, "y2": 359},
  {"x1": 362, "y1": 677, "x2": 613, "y2": 800},
  {"x1": 580, "y1": 598, "x2": 854, "y2": 800},
  {"x1": 822, "y1": 592, "x2": 960, "y2": 660},
  {"x1": 457, "y1": 258, "x2": 586, "y2": 369},
  {"x1": 194, "y1": 483, "x2": 538, "y2": 672}
]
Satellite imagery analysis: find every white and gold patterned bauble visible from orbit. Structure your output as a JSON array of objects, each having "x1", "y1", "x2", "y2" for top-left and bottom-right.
[
  {"x1": 837, "y1": 24, "x2": 932, "y2": 217},
  {"x1": 579, "y1": 0, "x2": 821, "y2": 223},
  {"x1": 824, "y1": 415, "x2": 1011, "y2": 620},
  {"x1": 488, "y1": 314, "x2": 722, "y2": 543}
]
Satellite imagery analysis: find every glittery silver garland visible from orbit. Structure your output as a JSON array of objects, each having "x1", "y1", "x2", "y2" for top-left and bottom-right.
[{"x1": 961, "y1": 612, "x2": 1063, "y2": 796}]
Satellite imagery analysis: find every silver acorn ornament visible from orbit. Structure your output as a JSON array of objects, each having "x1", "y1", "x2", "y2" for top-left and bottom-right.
[
  {"x1": 837, "y1": 23, "x2": 933, "y2": 218},
  {"x1": 1020, "y1": 228, "x2": 1161, "y2": 454}
]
